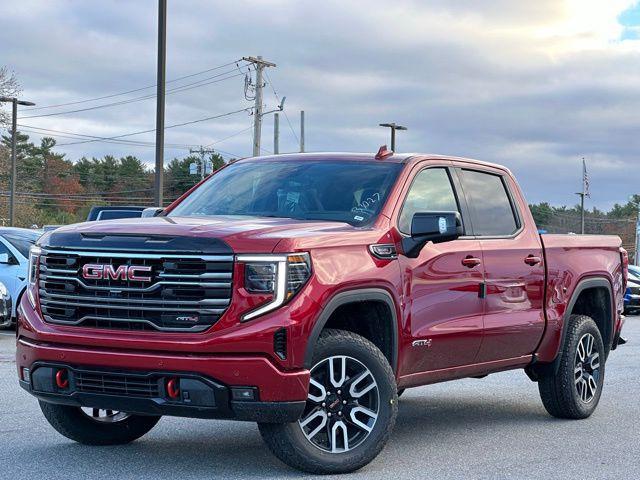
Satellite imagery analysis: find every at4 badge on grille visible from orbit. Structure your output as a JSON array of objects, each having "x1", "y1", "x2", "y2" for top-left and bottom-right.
[{"x1": 82, "y1": 264, "x2": 153, "y2": 282}]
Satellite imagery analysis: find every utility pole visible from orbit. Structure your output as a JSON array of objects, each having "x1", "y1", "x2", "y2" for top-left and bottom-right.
[
  {"x1": 379, "y1": 123, "x2": 407, "y2": 151},
  {"x1": 243, "y1": 56, "x2": 276, "y2": 157},
  {"x1": 154, "y1": 0, "x2": 167, "y2": 207},
  {"x1": 0, "y1": 96, "x2": 36, "y2": 226},
  {"x1": 189, "y1": 147, "x2": 217, "y2": 180},
  {"x1": 300, "y1": 110, "x2": 305, "y2": 153},
  {"x1": 273, "y1": 113, "x2": 280, "y2": 154}
]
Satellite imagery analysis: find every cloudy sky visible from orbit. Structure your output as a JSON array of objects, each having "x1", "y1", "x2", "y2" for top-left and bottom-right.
[{"x1": 1, "y1": 0, "x2": 640, "y2": 209}]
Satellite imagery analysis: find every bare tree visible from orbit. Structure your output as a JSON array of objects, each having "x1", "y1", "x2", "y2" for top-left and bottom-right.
[{"x1": 0, "y1": 67, "x2": 21, "y2": 125}]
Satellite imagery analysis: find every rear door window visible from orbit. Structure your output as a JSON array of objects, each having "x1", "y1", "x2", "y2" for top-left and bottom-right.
[{"x1": 460, "y1": 169, "x2": 519, "y2": 236}]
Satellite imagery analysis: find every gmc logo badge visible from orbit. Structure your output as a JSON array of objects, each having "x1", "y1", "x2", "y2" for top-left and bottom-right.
[{"x1": 82, "y1": 264, "x2": 153, "y2": 282}]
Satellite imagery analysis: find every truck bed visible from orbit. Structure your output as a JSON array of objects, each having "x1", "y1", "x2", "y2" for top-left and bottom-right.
[{"x1": 536, "y1": 233, "x2": 625, "y2": 362}]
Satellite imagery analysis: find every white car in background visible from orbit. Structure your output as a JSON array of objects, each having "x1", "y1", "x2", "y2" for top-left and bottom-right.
[
  {"x1": 0, "y1": 281, "x2": 11, "y2": 328},
  {"x1": 0, "y1": 228, "x2": 41, "y2": 327}
]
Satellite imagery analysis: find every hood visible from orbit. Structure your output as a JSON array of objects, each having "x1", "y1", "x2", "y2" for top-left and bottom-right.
[{"x1": 43, "y1": 215, "x2": 389, "y2": 253}]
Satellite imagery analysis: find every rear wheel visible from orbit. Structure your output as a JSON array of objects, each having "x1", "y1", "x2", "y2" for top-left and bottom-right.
[
  {"x1": 39, "y1": 402, "x2": 160, "y2": 445},
  {"x1": 538, "y1": 314, "x2": 605, "y2": 419},
  {"x1": 259, "y1": 329, "x2": 397, "y2": 474}
]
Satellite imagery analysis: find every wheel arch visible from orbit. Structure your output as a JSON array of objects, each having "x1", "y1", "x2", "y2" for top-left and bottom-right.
[
  {"x1": 530, "y1": 276, "x2": 614, "y2": 379},
  {"x1": 566, "y1": 277, "x2": 614, "y2": 355},
  {"x1": 303, "y1": 288, "x2": 399, "y2": 374}
]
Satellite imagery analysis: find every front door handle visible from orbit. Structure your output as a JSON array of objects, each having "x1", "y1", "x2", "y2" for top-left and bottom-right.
[
  {"x1": 524, "y1": 255, "x2": 542, "y2": 266},
  {"x1": 462, "y1": 256, "x2": 482, "y2": 268}
]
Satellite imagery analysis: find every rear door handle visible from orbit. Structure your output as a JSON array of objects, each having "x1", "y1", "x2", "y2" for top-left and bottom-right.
[
  {"x1": 462, "y1": 256, "x2": 482, "y2": 268},
  {"x1": 524, "y1": 255, "x2": 542, "y2": 266}
]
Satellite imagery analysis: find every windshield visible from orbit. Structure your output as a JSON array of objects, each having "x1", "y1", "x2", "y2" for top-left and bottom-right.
[
  {"x1": 3, "y1": 230, "x2": 41, "y2": 257},
  {"x1": 169, "y1": 159, "x2": 403, "y2": 225}
]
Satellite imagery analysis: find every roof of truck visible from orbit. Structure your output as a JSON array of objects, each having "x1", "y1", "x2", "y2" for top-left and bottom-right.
[{"x1": 236, "y1": 152, "x2": 510, "y2": 172}]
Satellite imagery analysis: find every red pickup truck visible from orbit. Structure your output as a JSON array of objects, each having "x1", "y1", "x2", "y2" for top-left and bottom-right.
[{"x1": 16, "y1": 152, "x2": 627, "y2": 474}]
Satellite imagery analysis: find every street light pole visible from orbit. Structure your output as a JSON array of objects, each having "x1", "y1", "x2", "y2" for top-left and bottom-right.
[
  {"x1": 0, "y1": 96, "x2": 36, "y2": 226},
  {"x1": 379, "y1": 123, "x2": 407, "y2": 151}
]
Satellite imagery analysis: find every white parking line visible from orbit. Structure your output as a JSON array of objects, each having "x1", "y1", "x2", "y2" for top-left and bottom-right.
[{"x1": 0, "y1": 332, "x2": 15, "y2": 336}]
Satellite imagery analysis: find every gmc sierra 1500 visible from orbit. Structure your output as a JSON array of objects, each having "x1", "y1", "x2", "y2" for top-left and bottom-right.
[{"x1": 16, "y1": 151, "x2": 626, "y2": 474}]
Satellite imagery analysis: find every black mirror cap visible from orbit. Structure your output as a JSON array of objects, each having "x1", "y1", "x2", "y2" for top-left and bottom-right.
[
  {"x1": 402, "y1": 211, "x2": 463, "y2": 258},
  {"x1": 411, "y1": 211, "x2": 463, "y2": 241}
]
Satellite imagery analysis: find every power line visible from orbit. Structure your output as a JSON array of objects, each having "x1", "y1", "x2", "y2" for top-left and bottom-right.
[
  {"x1": 17, "y1": 122, "x2": 251, "y2": 153},
  {"x1": 22, "y1": 60, "x2": 247, "y2": 112},
  {"x1": 17, "y1": 124, "x2": 200, "y2": 149},
  {"x1": 12, "y1": 125, "x2": 243, "y2": 159},
  {"x1": 204, "y1": 125, "x2": 253, "y2": 147},
  {"x1": 264, "y1": 70, "x2": 299, "y2": 144},
  {"x1": 18, "y1": 70, "x2": 245, "y2": 119},
  {"x1": 45, "y1": 107, "x2": 252, "y2": 147}
]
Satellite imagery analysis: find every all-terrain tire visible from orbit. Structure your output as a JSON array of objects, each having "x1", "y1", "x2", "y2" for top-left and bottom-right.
[
  {"x1": 259, "y1": 329, "x2": 398, "y2": 474},
  {"x1": 39, "y1": 402, "x2": 161, "y2": 445},
  {"x1": 538, "y1": 314, "x2": 605, "y2": 419}
]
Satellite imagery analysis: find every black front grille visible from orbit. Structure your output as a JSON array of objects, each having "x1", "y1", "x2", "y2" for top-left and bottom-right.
[
  {"x1": 38, "y1": 249, "x2": 234, "y2": 332},
  {"x1": 75, "y1": 370, "x2": 160, "y2": 398}
]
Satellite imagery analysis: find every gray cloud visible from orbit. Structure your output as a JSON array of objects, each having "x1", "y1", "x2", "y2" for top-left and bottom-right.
[{"x1": 1, "y1": 0, "x2": 639, "y2": 209}]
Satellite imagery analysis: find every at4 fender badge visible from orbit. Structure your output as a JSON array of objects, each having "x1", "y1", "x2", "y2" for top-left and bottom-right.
[{"x1": 412, "y1": 339, "x2": 432, "y2": 348}]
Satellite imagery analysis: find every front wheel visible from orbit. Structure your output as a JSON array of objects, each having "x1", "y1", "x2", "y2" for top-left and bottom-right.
[
  {"x1": 259, "y1": 329, "x2": 398, "y2": 474},
  {"x1": 538, "y1": 314, "x2": 605, "y2": 419},
  {"x1": 39, "y1": 402, "x2": 161, "y2": 445}
]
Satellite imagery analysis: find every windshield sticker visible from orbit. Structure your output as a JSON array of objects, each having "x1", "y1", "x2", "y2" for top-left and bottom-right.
[{"x1": 351, "y1": 192, "x2": 381, "y2": 216}]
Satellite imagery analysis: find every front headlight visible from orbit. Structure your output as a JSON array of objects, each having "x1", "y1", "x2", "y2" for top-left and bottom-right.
[
  {"x1": 237, "y1": 253, "x2": 311, "y2": 321},
  {"x1": 27, "y1": 246, "x2": 41, "y2": 307}
]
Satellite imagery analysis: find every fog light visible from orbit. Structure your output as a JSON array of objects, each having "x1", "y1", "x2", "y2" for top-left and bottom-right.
[
  {"x1": 231, "y1": 387, "x2": 257, "y2": 401},
  {"x1": 22, "y1": 367, "x2": 30, "y2": 384}
]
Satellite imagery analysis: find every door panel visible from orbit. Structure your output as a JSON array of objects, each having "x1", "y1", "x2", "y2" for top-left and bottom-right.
[
  {"x1": 400, "y1": 240, "x2": 485, "y2": 374},
  {"x1": 457, "y1": 168, "x2": 545, "y2": 362},
  {"x1": 478, "y1": 235, "x2": 545, "y2": 361}
]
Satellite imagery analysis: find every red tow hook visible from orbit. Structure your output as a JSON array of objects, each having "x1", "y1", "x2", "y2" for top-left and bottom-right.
[
  {"x1": 55, "y1": 369, "x2": 69, "y2": 389},
  {"x1": 166, "y1": 378, "x2": 180, "y2": 399}
]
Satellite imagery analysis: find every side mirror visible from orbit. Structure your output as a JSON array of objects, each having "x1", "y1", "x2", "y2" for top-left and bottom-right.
[
  {"x1": 0, "y1": 253, "x2": 9, "y2": 264},
  {"x1": 142, "y1": 207, "x2": 164, "y2": 218},
  {"x1": 401, "y1": 211, "x2": 463, "y2": 258}
]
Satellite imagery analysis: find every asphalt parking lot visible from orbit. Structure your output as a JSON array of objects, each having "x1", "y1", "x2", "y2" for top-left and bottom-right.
[{"x1": 1, "y1": 320, "x2": 639, "y2": 480}]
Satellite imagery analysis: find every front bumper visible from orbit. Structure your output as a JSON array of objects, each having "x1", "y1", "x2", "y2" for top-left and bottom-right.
[
  {"x1": 19, "y1": 361, "x2": 305, "y2": 422},
  {"x1": 16, "y1": 337, "x2": 309, "y2": 422}
]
